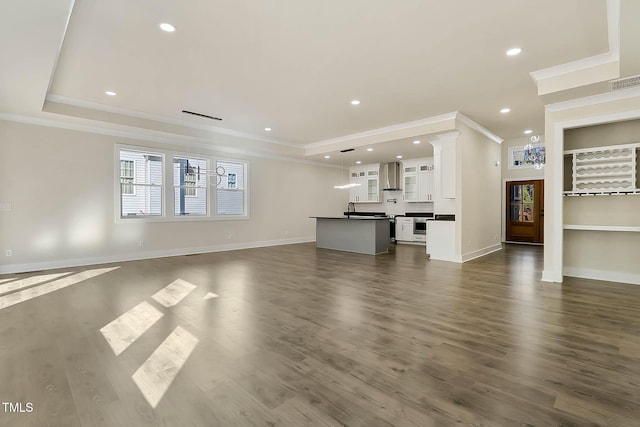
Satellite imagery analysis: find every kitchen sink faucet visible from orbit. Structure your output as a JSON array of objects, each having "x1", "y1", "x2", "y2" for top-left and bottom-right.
[{"x1": 347, "y1": 202, "x2": 356, "y2": 218}]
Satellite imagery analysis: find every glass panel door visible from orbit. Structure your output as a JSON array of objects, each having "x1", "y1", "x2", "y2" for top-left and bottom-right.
[
  {"x1": 367, "y1": 178, "x2": 378, "y2": 201},
  {"x1": 506, "y1": 180, "x2": 543, "y2": 243},
  {"x1": 509, "y1": 184, "x2": 534, "y2": 222},
  {"x1": 405, "y1": 175, "x2": 417, "y2": 201}
]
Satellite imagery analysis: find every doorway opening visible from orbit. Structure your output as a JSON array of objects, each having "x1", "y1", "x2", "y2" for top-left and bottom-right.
[{"x1": 506, "y1": 180, "x2": 544, "y2": 244}]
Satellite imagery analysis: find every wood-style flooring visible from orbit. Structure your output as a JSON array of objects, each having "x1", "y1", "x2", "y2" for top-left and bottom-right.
[{"x1": 1, "y1": 243, "x2": 640, "y2": 426}]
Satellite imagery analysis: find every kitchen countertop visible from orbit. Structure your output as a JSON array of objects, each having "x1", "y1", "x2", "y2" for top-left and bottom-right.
[{"x1": 310, "y1": 216, "x2": 389, "y2": 220}]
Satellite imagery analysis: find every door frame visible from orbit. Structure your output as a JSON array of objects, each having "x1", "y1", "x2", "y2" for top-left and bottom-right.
[{"x1": 501, "y1": 177, "x2": 544, "y2": 243}]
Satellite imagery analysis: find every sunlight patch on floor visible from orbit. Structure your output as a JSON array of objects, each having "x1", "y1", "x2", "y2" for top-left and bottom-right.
[
  {"x1": 132, "y1": 326, "x2": 199, "y2": 408},
  {"x1": 0, "y1": 267, "x2": 119, "y2": 310},
  {"x1": 151, "y1": 278, "x2": 197, "y2": 307},
  {"x1": 100, "y1": 301, "x2": 164, "y2": 356},
  {"x1": 203, "y1": 292, "x2": 218, "y2": 300},
  {"x1": 0, "y1": 272, "x2": 73, "y2": 296}
]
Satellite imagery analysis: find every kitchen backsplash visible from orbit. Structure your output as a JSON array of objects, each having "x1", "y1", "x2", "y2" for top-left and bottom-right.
[{"x1": 356, "y1": 190, "x2": 434, "y2": 216}]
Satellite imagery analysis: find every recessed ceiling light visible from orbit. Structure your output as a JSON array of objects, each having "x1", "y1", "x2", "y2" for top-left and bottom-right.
[
  {"x1": 160, "y1": 23, "x2": 176, "y2": 32},
  {"x1": 524, "y1": 129, "x2": 533, "y2": 134},
  {"x1": 506, "y1": 47, "x2": 522, "y2": 56},
  {"x1": 500, "y1": 108, "x2": 511, "y2": 114},
  {"x1": 264, "y1": 127, "x2": 272, "y2": 131},
  {"x1": 366, "y1": 148, "x2": 373, "y2": 152},
  {"x1": 105, "y1": 91, "x2": 117, "y2": 96},
  {"x1": 324, "y1": 155, "x2": 330, "y2": 159},
  {"x1": 351, "y1": 100, "x2": 360, "y2": 105},
  {"x1": 413, "y1": 140, "x2": 421, "y2": 144},
  {"x1": 396, "y1": 155, "x2": 403, "y2": 159},
  {"x1": 356, "y1": 161, "x2": 362, "y2": 164}
]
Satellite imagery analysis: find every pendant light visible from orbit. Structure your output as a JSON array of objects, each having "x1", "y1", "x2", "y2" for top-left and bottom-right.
[
  {"x1": 523, "y1": 135, "x2": 545, "y2": 170},
  {"x1": 334, "y1": 148, "x2": 362, "y2": 189}
]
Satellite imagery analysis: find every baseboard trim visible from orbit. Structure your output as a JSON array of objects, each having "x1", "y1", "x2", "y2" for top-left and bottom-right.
[
  {"x1": 461, "y1": 244, "x2": 503, "y2": 262},
  {"x1": 563, "y1": 267, "x2": 640, "y2": 286},
  {"x1": 541, "y1": 270, "x2": 563, "y2": 283},
  {"x1": 0, "y1": 237, "x2": 315, "y2": 274}
]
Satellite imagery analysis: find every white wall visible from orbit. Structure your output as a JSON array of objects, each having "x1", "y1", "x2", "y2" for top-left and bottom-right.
[
  {"x1": 459, "y1": 122, "x2": 502, "y2": 259},
  {"x1": 501, "y1": 136, "x2": 546, "y2": 182},
  {"x1": 0, "y1": 120, "x2": 345, "y2": 273}
]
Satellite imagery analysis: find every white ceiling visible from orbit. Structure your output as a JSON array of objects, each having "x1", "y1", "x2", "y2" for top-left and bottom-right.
[{"x1": 3, "y1": 0, "x2": 637, "y2": 164}]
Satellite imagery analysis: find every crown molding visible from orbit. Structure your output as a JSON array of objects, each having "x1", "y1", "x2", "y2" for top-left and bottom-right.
[
  {"x1": 45, "y1": 94, "x2": 301, "y2": 149},
  {"x1": 43, "y1": 1, "x2": 76, "y2": 98},
  {"x1": 545, "y1": 85, "x2": 640, "y2": 112},
  {"x1": 455, "y1": 112, "x2": 503, "y2": 144},
  {"x1": 0, "y1": 112, "x2": 340, "y2": 169},
  {"x1": 530, "y1": 0, "x2": 620, "y2": 83},
  {"x1": 529, "y1": 52, "x2": 618, "y2": 83},
  {"x1": 304, "y1": 112, "x2": 458, "y2": 149}
]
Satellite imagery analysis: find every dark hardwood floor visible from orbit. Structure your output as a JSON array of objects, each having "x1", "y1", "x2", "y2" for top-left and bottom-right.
[{"x1": 1, "y1": 243, "x2": 640, "y2": 426}]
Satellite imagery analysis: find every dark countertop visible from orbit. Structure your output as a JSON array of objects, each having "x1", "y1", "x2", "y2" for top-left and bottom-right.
[
  {"x1": 342, "y1": 211, "x2": 386, "y2": 217},
  {"x1": 310, "y1": 216, "x2": 389, "y2": 220}
]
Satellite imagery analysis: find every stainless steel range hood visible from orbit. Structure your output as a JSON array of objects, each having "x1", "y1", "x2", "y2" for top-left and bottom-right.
[{"x1": 382, "y1": 162, "x2": 401, "y2": 191}]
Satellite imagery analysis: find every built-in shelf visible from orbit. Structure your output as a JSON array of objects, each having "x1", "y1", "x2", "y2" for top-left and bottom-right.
[
  {"x1": 563, "y1": 224, "x2": 640, "y2": 232},
  {"x1": 563, "y1": 143, "x2": 639, "y2": 196},
  {"x1": 564, "y1": 190, "x2": 640, "y2": 196}
]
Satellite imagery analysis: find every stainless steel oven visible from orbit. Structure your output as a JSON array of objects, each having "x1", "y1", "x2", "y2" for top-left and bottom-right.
[
  {"x1": 413, "y1": 217, "x2": 428, "y2": 242},
  {"x1": 414, "y1": 218, "x2": 427, "y2": 235}
]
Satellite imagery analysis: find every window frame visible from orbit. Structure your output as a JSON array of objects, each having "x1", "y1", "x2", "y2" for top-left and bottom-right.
[
  {"x1": 508, "y1": 144, "x2": 546, "y2": 170},
  {"x1": 115, "y1": 144, "x2": 249, "y2": 223},
  {"x1": 116, "y1": 147, "x2": 165, "y2": 220}
]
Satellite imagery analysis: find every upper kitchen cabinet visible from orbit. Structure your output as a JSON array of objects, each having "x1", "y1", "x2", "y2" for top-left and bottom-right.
[
  {"x1": 403, "y1": 158, "x2": 434, "y2": 202},
  {"x1": 403, "y1": 163, "x2": 418, "y2": 201},
  {"x1": 418, "y1": 159, "x2": 434, "y2": 202},
  {"x1": 349, "y1": 164, "x2": 381, "y2": 203}
]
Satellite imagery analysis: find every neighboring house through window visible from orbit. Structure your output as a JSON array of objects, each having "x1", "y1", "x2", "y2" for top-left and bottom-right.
[
  {"x1": 119, "y1": 149, "x2": 163, "y2": 217},
  {"x1": 120, "y1": 160, "x2": 134, "y2": 195},
  {"x1": 185, "y1": 171, "x2": 197, "y2": 197},
  {"x1": 173, "y1": 157, "x2": 207, "y2": 216},
  {"x1": 117, "y1": 146, "x2": 247, "y2": 220},
  {"x1": 216, "y1": 160, "x2": 247, "y2": 216}
]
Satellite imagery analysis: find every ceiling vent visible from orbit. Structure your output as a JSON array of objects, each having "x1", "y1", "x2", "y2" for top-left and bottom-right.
[
  {"x1": 181, "y1": 110, "x2": 222, "y2": 121},
  {"x1": 609, "y1": 75, "x2": 640, "y2": 92}
]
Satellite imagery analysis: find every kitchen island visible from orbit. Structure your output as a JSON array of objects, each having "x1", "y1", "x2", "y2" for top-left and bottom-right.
[{"x1": 310, "y1": 216, "x2": 390, "y2": 255}]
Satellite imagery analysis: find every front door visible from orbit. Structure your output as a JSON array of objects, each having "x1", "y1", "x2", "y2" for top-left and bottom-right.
[{"x1": 506, "y1": 180, "x2": 544, "y2": 243}]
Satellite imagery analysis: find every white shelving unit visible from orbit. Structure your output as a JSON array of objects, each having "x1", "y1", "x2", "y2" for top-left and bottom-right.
[
  {"x1": 564, "y1": 143, "x2": 640, "y2": 196},
  {"x1": 563, "y1": 224, "x2": 640, "y2": 232}
]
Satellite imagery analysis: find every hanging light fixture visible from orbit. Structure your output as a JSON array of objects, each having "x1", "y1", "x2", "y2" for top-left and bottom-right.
[
  {"x1": 523, "y1": 135, "x2": 545, "y2": 170},
  {"x1": 334, "y1": 148, "x2": 362, "y2": 189}
]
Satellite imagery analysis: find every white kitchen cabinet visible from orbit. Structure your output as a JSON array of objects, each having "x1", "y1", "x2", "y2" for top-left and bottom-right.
[
  {"x1": 403, "y1": 163, "x2": 418, "y2": 201},
  {"x1": 417, "y1": 159, "x2": 434, "y2": 202},
  {"x1": 396, "y1": 217, "x2": 415, "y2": 241},
  {"x1": 349, "y1": 164, "x2": 380, "y2": 203},
  {"x1": 348, "y1": 169, "x2": 365, "y2": 202},
  {"x1": 427, "y1": 220, "x2": 457, "y2": 261},
  {"x1": 403, "y1": 158, "x2": 433, "y2": 202},
  {"x1": 366, "y1": 169, "x2": 380, "y2": 202}
]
